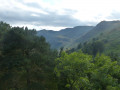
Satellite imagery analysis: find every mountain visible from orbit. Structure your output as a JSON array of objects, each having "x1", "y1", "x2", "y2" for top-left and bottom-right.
[
  {"x1": 96, "y1": 23, "x2": 120, "y2": 54},
  {"x1": 74, "y1": 20, "x2": 120, "y2": 54},
  {"x1": 37, "y1": 20, "x2": 120, "y2": 52},
  {"x1": 37, "y1": 26, "x2": 94, "y2": 49},
  {"x1": 75, "y1": 20, "x2": 120, "y2": 43}
]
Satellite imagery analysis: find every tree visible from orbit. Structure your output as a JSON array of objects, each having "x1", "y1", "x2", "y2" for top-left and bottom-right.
[
  {"x1": 0, "y1": 26, "x2": 58, "y2": 90},
  {"x1": 55, "y1": 51, "x2": 120, "y2": 90},
  {"x1": 90, "y1": 54, "x2": 120, "y2": 89},
  {"x1": 55, "y1": 51, "x2": 93, "y2": 90},
  {"x1": 77, "y1": 43, "x2": 82, "y2": 49},
  {"x1": 82, "y1": 41, "x2": 104, "y2": 56}
]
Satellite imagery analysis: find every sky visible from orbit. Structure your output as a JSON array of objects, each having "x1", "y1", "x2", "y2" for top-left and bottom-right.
[{"x1": 0, "y1": 0, "x2": 120, "y2": 31}]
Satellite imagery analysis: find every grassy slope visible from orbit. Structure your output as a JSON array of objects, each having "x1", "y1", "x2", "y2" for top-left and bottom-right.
[{"x1": 75, "y1": 21, "x2": 120, "y2": 43}]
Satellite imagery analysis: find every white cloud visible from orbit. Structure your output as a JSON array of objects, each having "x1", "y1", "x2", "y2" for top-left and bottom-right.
[
  {"x1": 11, "y1": 23, "x2": 66, "y2": 31},
  {"x1": 0, "y1": 0, "x2": 120, "y2": 30},
  {"x1": 31, "y1": 13, "x2": 40, "y2": 17},
  {"x1": 56, "y1": 0, "x2": 120, "y2": 22}
]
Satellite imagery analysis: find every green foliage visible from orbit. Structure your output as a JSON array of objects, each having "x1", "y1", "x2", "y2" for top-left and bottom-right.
[
  {"x1": 55, "y1": 51, "x2": 93, "y2": 90},
  {"x1": 55, "y1": 51, "x2": 120, "y2": 90},
  {"x1": 82, "y1": 41, "x2": 104, "y2": 56},
  {"x1": 0, "y1": 23, "x2": 58, "y2": 90},
  {"x1": 90, "y1": 54, "x2": 120, "y2": 89}
]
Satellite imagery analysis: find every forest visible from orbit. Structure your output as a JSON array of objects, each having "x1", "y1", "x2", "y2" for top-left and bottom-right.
[{"x1": 0, "y1": 21, "x2": 120, "y2": 90}]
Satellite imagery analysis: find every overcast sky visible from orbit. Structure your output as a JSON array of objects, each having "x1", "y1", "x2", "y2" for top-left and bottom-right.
[{"x1": 0, "y1": 0, "x2": 120, "y2": 30}]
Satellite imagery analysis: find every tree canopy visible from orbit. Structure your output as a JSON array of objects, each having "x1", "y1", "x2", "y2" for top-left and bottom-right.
[
  {"x1": 0, "y1": 22, "x2": 58, "y2": 90},
  {"x1": 55, "y1": 51, "x2": 120, "y2": 90}
]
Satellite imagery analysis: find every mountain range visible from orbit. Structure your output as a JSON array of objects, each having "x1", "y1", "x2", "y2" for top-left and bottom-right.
[
  {"x1": 37, "y1": 26, "x2": 94, "y2": 49},
  {"x1": 37, "y1": 20, "x2": 120, "y2": 53}
]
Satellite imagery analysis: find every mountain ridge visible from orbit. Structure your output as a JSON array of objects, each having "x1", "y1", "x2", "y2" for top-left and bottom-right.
[
  {"x1": 75, "y1": 20, "x2": 120, "y2": 43},
  {"x1": 37, "y1": 20, "x2": 120, "y2": 50},
  {"x1": 37, "y1": 26, "x2": 94, "y2": 49}
]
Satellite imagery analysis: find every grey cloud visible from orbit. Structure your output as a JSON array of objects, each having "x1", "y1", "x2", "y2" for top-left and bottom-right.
[
  {"x1": 0, "y1": 9, "x2": 82, "y2": 27},
  {"x1": 0, "y1": 0, "x2": 90, "y2": 28},
  {"x1": 21, "y1": 0, "x2": 42, "y2": 9},
  {"x1": 107, "y1": 11, "x2": 120, "y2": 20},
  {"x1": 34, "y1": 11, "x2": 82, "y2": 27}
]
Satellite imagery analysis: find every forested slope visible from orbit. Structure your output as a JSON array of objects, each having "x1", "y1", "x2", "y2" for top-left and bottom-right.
[{"x1": 37, "y1": 26, "x2": 94, "y2": 49}]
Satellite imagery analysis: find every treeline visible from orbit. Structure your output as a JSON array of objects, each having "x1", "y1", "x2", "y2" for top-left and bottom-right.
[
  {"x1": 66, "y1": 38, "x2": 104, "y2": 56},
  {"x1": 0, "y1": 22, "x2": 120, "y2": 90},
  {"x1": 66, "y1": 37, "x2": 120, "y2": 64},
  {"x1": 0, "y1": 22, "x2": 58, "y2": 89}
]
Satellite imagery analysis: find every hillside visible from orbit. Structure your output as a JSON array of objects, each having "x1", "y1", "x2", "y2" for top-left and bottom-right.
[
  {"x1": 37, "y1": 26, "x2": 94, "y2": 49},
  {"x1": 75, "y1": 21, "x2": 120, "y2": 44},
  {"x1": 97, "y1": 27, "x2": 120, "y2": 54},
  {"x1": 73, "y1": 20, "x2": 120, "y2": 55},
  {"x1": 37, "y1": 20, "x2": 120, "y2": 52}
]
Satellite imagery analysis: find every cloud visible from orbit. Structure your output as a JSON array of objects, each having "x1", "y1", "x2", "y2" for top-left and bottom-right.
[
  {"x1": 0, "y1": 0, "x2": 84, "y2": 30},
  {"x1": 0, "y1": 7, "x2": 81, "y2": 27},
  {"x1": 106, "y1": 11, "x2": 120, "y2": 20},
  {"x1": 1, "y1": 0, "x2": 120, "y2": 30}
]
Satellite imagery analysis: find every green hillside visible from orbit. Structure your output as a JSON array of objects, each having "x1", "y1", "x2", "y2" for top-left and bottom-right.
[
  {"x1": 75, "y1": 21, "x2": 120, "y2": 44},
  {"x1": 97, "y1": 27, "x2": 120, "y2": 54},
  {"x1": 37, "y1": 26, "x2": 94, "y2": 49},
  {"x1": 37, "y1": 21, "x2": 120, "y2": 50},
  {"x1": 73, "y1": 20, "x2": 120, "y2": 55}
]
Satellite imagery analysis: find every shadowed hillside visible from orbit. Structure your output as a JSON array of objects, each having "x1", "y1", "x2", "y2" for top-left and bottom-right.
[{"x1": 37, "y1": 26, "x2": 94, "y2": 49}]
